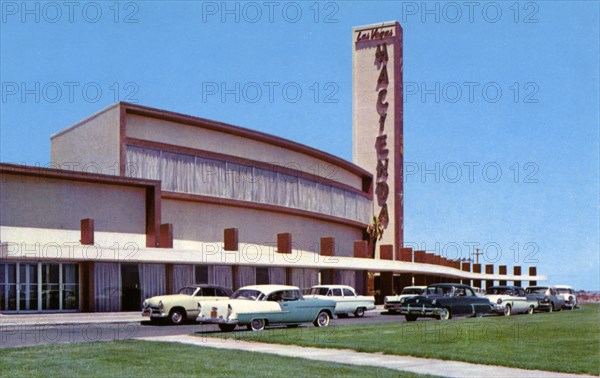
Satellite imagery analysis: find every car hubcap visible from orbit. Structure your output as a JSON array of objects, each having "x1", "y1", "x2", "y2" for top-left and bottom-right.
[
  {"x1": 528, "y1": 306, "x2": 534, "y2": 314},
  {"x1": 251, "y1": 319, "x2": 264, "y2": 331},
  {"x1": 172, "y1": 312, "x2": 182, "y2": 323},
  {"x1": 504, "y1": 307, "x2": 510, "y2": 316},
  {"x1": 318, "y1": 313, "x2": 329, "y2": 326},
  {"x1": 440, "y1": 309, "x2": 449, "y2": 320}
]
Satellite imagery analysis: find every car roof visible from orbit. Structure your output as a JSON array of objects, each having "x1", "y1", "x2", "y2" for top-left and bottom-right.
[
  {"x1": 403, "y1": 286, "x2": 427, "y2": 289},
  {"x1": 428, "y1": 283, "x2": 472, "y2": 288},
  {"x1": 488, "y1": 285, "x2": 523, "y2": 290},
  {"x1": 554, "y1": 285, "x2": 573, "y2": 289},
  {"x1": 186, "y1": 284, "x2": 231, "y2": 291},
  {"x1": 311, "y1": 285, "x2": 355, "y2": 290},
  {"x1": 238, "y1": 284, "x2": 300, "y2": 295}
]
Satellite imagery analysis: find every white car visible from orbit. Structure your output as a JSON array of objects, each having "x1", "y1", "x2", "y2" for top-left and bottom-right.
[
  {"x1": 383, "y1": 286, "x2": 426, "y2": 313},
  {"x1": 197, "y1": 285, "x2": 337, "y2": 332},
  {"x1": 142, "y1": 285, "x2": 233, "y2": 324},
  {"x1": 305, "y1": 285, "x2": 375, "y2": 317},
  {"x1": 555, "y1": 285, "x2": 578, "y2": 310},
  {"x1": 485, "y1": 286, "x2": 538, "y2": 316}
]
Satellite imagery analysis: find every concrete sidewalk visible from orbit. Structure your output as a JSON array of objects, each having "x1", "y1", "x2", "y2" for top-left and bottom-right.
[
  {"x1": 0, "y1": 312, "x2": 143, "y2": 328},
  {"x1": 138, "y1": 334, "x2": 594, "y2": 378}
]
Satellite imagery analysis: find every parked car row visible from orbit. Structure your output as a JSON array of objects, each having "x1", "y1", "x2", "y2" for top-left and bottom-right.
[
  {"x1": 388, "y1": 283, "x2": 578, "y2": 321},
  {"x1": 141, "y1": 282, "x2": 578, "y2": 329},
  {"x1": 142, "y1": 284, "x2": 376, "y2": 329}
]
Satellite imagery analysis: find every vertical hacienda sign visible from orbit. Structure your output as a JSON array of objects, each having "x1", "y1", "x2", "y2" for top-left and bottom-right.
[{"x1": 352, "y1": 21, "x2": 403, "y2": 258}]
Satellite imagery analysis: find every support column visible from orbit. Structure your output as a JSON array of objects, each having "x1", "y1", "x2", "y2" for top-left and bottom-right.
[
  {"x1": 159, "y1": 223, "x2": 173, "y2": 248},
  {"x1": 472, "y1": 264, "x2": 482, "y2": 288},
  {"x1": 485, "y1": 264, "x2": 494, "y2": 289},
  {"x1": 513, "y1": 266, "x2": 522, "y2": 287},
  {"x1": 224, "y1": 228, "x2": 239, "y2": 251},
  {"x1": 80, "y1": 218, "x2": 94, "y2": 245},
  {"x1": 499, "y1": 265, "x2": 507, "y2": 286},
  {"x1": 461, "y1": 261, "x2": 471, "y2": 286},
  {"x1": 353, "y1": 240, "x2": 369, "y2": 294},
  {"x1": 529, "y1": 267, "x2": 537, "y2": 286},
  {"x1": 379, "y1": 245, "x2": 394, "y2": 303},
  {"x1": 399, "y1": 247, "x2": 412, "y2": 262},
  {"x1": 166, "y1": 264, "x2": 174, "y2": 294}
]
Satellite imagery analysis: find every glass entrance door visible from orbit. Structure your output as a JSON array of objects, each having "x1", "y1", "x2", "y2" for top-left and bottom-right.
[
  {"x1": 0, "y1": 264, "x2": 17, "y2": 311},
  {"x1": 18, "y1": 264, "x2": 38, "y2": 311},
  {"x1": 0, "y1": 263, "x2": 79, "y2": 313}
]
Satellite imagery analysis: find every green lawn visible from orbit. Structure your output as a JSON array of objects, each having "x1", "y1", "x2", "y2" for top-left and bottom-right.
[
  {"x1": 0, "y1": 339, "x2": 425, "y2": 378},
  {"x1": 205, "y1": 303, "x2": 600, "y2": 376}
]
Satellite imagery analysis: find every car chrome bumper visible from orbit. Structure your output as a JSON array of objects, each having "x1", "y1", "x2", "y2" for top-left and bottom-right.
[
  {"x1": 490, "y1": 304, "x2": 507, "y2": 313},
  {"x1": 142, "y1": 309, "x2": 168, "y2": 318},
  {"x1": 384, "y1": 303, "x2": 401, "y2": 310},
  {"x1": 399, "y1": 305, "x2": 445, "y2": 317},
  {"x1": 196, "y1": 315, "x2": 238, "y2": 324}
]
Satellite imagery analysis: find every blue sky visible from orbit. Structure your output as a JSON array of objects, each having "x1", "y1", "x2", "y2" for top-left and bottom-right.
[{"x1": 1, "y1": 1, "x2": 598, "y2": 290}]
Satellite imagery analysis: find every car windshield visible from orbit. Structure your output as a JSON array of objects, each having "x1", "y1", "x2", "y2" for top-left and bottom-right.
[
  {"x1": 231, "y1": 289, "x2": 264, "y2": 301},
  {"x1": 402, "y1": 288, "x2": 424, "y2": 295},
  {"x1": 309, "y1": 288, "x2": 329, "y2": 295},
  {"x1": 425, "y1": 286, "x2": 454, "y2": 296},
  {"x1": 178, "y1": 287, "x2": 197, "y2": 296},
  {"x1": 487, "y1": 288, "x2": 513, "y2": 295},
  {"x1": 526, "y1": 287, "x2": 548, "y2": 294}
]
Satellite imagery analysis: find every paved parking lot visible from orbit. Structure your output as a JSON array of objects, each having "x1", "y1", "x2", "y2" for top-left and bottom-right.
[{"x1": 0, "y1": 308, "x2": 414, "y2": 348}]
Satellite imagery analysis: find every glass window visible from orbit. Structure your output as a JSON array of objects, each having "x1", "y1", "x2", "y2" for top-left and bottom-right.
[
  {"x1": 256, "y1": 267, "x2": 269, "y2": 285},
  {"x1": 343, "y1": 288, "x2": 355, "y2": 297},
  {"x1": 331, "y1": 288, "x2": 342, "y2": 296},
  {"x1": 195, "y1": 266, "x2": 209, "y2": 284},
  {"x1": 202, "y1": 287, "x2": 216, "y2": 297}
]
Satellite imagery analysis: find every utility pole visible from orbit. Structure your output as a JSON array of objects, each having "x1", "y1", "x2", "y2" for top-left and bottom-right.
[{"x1": 472, "y1": 248, "x2": 483, "y2": 264}]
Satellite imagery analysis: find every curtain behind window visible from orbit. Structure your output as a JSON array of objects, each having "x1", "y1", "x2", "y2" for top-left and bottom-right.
[
  {"x1": 172, "y1": 265, "x2": 194, "y2": 294},
  {"x1": 211, "y1": 265, "x2": 233, "y2": 289},
  {"x1": 238, "y1": 266, "x2": 256, "y2": 287},
  {"x1": 94, "y1": 262, "x2": 121, "y2": 312},
  {"x1": 140, "y1": 264, "x2": 166, "y2": 299}
]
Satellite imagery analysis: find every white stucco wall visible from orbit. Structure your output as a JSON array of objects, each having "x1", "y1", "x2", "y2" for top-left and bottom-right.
[
  {"x1": 50, "y1": 104, "x2": 121, "y2": 176},
  {"x1": 161, "y1": 199, "x2": 363, "y2": 258},
  {"x1": 0, "y1": 174, "x2": 146, "y2": 246}
]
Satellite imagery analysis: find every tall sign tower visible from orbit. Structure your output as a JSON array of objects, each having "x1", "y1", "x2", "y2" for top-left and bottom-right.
[{"x1": 352, "y1": 21, "x2": 403, "y2": 257}]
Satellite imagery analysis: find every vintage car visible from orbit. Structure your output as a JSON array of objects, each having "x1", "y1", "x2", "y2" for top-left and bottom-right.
[
  {"x1": 142, "y1": 285, "x2": 233, "y2": 324},
  {"x1": 197, "y1": 284, "x2": 337, "y2": 331},
  {"x1": 485, "y1": 286, "x2": 538, "y2": 316},
  {"x1": 554, "y1": 285, "x2": 577, "y2": 310},
  {"x1": 383, "y1": 286, "x2": 427, "y2": 313},
  {"x1": 305, "y1": 285, "x2": 375, "y2": 317},
  {"x1": 525, "y1": 286, "x2": 566, "y2": 312},
  {"x1": 399, "y1": 283, "x2": 492, "y2": 321}
]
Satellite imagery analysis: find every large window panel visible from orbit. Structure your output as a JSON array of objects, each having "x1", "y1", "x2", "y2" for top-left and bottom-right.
[
  {"x1": 237, "y1": 266, "x2": 255, "y2": 287},
  {"x1": 210, "y1": 265, "x2": 233, "y2": 289},
  {"x1": 225, "y1": 162, "x2": 253, "y2": 201},
  {"x1": 94, "y1": 262, "x2": 121, "y2": 312},
  {"x1": 298, "y1": 178, "x2": 318, "y2": 213},
  {"x1": 316, "y1": 183, "x2": 332, "y2": 215},
  {"x1": 331, "y1": 187, "x2": 346, "y2": 218},
  {"x1": 140, "y1": 264, "x2": 166, "y2": 299},
  {"x1": 173, "y1": 265, "x2": 194, "y2": 293},
  {"x1": 252, "y1": 168, "x2": 277, "y2": 204},
  {"x1": 127, "y1": 146, "x2": 372, "y2": 223},
  {"x1": 344, "y1": 192, "x2": 357, "y2": 221},
  {"x1": 195, "y1": 157, "x2": 227, "y2": 197},
  {"x1": 126, "y1": 146, "x2": 160, "y2": 180},
  {"x1": 276, "y1": 173, "x2": 299, "y2": 208},
  {"x1": 161, "y1": 152, "x2": 195, "y2": 193}
]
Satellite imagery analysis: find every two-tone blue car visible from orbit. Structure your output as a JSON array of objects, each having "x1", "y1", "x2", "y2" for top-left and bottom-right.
[{"x1": 197, "y1": 285, "x2": 337, "y2": 331}]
